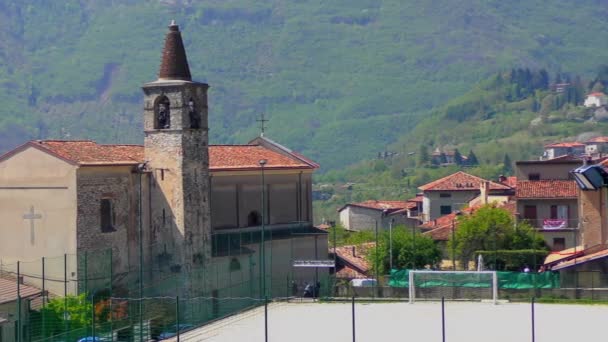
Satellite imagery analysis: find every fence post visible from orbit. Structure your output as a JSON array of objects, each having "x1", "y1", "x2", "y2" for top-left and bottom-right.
[
  {"x1": 351, "y1": 296, "x2": 356, "y2": 342},
  {"x1": 42, "y1": 257, "x2": 46, "y2": 339},
  {"x1": 531, "y1": 297, "x2": 535, "y2": 342},
  {"x1": 17, "y1": 261, "x2": 21, "y2": 342},
  {"x1": 176, "y1": 296, "x2": 180, "y2": 342},
  {"x1": 441, "y1": 297, "x2": 446, "y2": 342},
  {"x1": 64, "y1": 253, "x2": 68, "y2": 336},
  {"x1": 265, "y1": 296, "x2": 268, "y2": 342}
]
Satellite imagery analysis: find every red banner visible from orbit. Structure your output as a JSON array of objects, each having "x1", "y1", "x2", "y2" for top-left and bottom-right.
[{"x1": 543, "y1": 219, "x2": 567, "y2": 230}]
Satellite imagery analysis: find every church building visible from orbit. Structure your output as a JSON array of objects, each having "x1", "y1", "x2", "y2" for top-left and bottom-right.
[{"x1": 0, "y1": 22, "x2": 327, "y2": 298}]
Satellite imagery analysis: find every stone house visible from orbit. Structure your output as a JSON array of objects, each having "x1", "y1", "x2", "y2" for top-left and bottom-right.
[
  {"x1": 543, "y1": 142, "x2": 585, "y2": 160},
  {"x1": 418, "y1": 171, "x2": 512, "y2": 222},
  {"x1": 338, "y1": 200, "x2": 420, "y2": 232},
  {"x1": 584, "y1": 136, "x2": 608, "y2": 156},
  {"x1": 0, "y1": 22, "x2": 326, "y2": 299},
  {"x1": 516, "y1": 180, "x2": 578, "y2": 251}
]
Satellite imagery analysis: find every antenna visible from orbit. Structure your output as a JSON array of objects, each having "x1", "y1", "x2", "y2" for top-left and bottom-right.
[{"x1": 256, "y1": 113, "x2": 269, "y2": 137}]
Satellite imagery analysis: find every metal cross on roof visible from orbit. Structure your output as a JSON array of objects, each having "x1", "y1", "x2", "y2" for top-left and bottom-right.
[{"x1": 256, "y1": 113, "x2": 269, "y2": 137}]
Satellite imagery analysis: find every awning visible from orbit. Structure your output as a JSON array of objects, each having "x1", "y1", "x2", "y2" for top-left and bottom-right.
[{"x1": 544, "y1": 246, "x2": 584, "y2": 266}]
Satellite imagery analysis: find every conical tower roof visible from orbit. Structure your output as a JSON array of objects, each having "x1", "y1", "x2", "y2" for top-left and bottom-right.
[{"x1": 158, "y1": 20, "x2": 192, "y2": 81}]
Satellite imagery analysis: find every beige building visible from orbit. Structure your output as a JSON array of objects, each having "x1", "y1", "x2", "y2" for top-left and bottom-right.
[
  {"x1": 0, "y1": 23, "x2": 327, "y2": 300},
  {"x1": 418, "y1": 171, "x2": 513, "y2": 222}
]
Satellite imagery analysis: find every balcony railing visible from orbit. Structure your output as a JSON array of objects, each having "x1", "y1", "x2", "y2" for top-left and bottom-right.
[{"x1": 520, "y1": 218, "x2": 579, "y2": 230}]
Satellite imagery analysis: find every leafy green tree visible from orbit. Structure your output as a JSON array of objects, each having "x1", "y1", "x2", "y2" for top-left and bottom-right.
[
  {"x1": 38, "y1": 293, "x2": 92, "y2": 337},
  {"x1": 448, "y1": 205, "x2": 545, "y2": 267},
  {"x1": 502, "y1": 153, "x2": 513, "y2": 175},
  {"x1": 368, "y1": 228, "x2": 442, "y2": 274},
  {"x1": 591, "y1": 81, "x2": 605, "y2": 93},
  {"x1": 453, "y1": 149, "x2": 463, "y2": 165},
  {"x1": 466, "y1": 149, "x2": 478, "y2": 165},
  {"x1": 418, "y1": 144, "x2": 429, "y2": 167}
]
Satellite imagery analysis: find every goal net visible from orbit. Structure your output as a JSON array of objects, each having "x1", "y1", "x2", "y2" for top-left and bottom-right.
[{"x1": 408, "y1": 271, "x2": 497, "y2": 304}]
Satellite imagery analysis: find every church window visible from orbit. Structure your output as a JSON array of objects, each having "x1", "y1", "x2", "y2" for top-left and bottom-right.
[
  {"x1": 188, "y1": 98, "x2": 201, "y2": 129},
  {"x1": 100, "y1": 199, "x2": 115, "y2": 232},
  {"x1": 160, "y1": 169, "x2": 165, "y2": 181},
  {"x1": 247, "y1": 211, "x2": 262, "y2": 227},
  {"x1": 155, "y1": 96, "x2": 171, "y2": 129}
]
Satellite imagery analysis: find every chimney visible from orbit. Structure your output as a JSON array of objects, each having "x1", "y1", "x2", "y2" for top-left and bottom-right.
[{"x1": 480, "y1": 181, "x2": 490, "y2": 205}]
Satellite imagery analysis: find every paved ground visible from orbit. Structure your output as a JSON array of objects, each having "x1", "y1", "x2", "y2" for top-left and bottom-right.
[{"x1": 165, "y1": 300, "x2": 607, "y2": 341}]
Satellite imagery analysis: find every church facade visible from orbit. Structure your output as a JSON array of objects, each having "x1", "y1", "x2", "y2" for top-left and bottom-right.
[{"x1": 0, "y1": 23, "x2": 327, "y2": 298}]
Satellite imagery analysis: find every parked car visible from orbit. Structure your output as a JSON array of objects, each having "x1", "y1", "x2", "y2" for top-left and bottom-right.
[{"x1": 350, "y1": 278, "x2": 377, "y2": 287}]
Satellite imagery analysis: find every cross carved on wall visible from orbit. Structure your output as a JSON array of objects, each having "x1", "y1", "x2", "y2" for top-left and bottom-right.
[{"x1": 23, "y1": 206, "x2": 42, "y2": 245}]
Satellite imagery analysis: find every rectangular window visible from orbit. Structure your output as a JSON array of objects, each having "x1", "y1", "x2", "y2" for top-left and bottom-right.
[
  {"x1": 439, "y1": 193, "x2": 452, "y2": 198},
  {"x1": 528, "y1": 173, "x2": 540, "y2": 181},
  {"x1": 100, "y1": 199, "x2": 115, "y2": 232},
  {"x1": 440, "y1": 205, "x2": 452, "y2": 215},
  {"x1": 553, "y1": 238, "x2": 566, "y2": 251}
]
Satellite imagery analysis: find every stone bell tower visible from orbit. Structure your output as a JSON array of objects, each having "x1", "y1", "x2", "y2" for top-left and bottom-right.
[{"x1": 142, "y1": 21, "x2": 211, "y2": 279}]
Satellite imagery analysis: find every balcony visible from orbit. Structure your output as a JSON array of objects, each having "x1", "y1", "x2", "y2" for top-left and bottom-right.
[{"x1": 520, "y1": 218, "x2": 579, "y2": 230}]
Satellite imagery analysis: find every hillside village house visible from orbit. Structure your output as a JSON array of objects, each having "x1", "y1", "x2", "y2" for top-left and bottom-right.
[
  {"x1": 0, "y1": 279, "x2": 41, "y2": 342},
  {"x1": 542, "y1": 142, "x2": 585, "y2": 160},
  {"x1": 583, "y1": 92, "x2": 607, "y2": 108},
  {"x1": 0, "y1": 23, "x2": 326, "y2": 299},
  {"x1": 338, "y1": 200, "x2": 420, "y2": 231},
  {"x1": 418, "y1": 171, "x2": 512, "y2": 222},
  {"x1": 584, "y1": 136, "x2": 608, "y2": 156},
  {"x1": 430, "y1": 148, "x2": 467, "y2": 166},
  {"x1": 514, "y1": 157, "x2": 582, "y2": 251}
]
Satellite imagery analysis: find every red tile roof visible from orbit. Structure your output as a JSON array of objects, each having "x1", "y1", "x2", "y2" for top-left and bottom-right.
[
  {"x1": 588, "y1": 92, "x2": 606, "y2": 97},
  {"x1": 422, "y1": 202, "x2": 517, "y2": 241},
  {"x1": 0, "y1": 278, "x2": 42, "y2": 304},
  {"x1": 516, "y1": 180, "x2": 577, "y2": 199},
  {"x1": 551, "y1": 248, "x2": 608, "y2": 271},
  {"x1": 586, "y1": 136, "x2": 608, "y2": 143},
  {"x1": 1, "y1": 140, "x2": 317, "y2": 171},
  {"x1": 334, "y1": 243, "x2": 374, "y2": 278},
  {"x1": 418, "y1": 171, "x2": 511, "y2": 192},
  {"x1": 338, "y1": 200, "x2": 410, "y2": 213},
  {"x1": 33, "y1": 140, "x2": 144, "y2": 166},
  {"x1": 544, "y1": 142, "x2": 585, "y2": 148},
  {"x1": 500, "y1": 176, "x2": 518, "y2": 188},
  {"x1": 209, "y1": 145, "x2": 314, "y2": 171}
]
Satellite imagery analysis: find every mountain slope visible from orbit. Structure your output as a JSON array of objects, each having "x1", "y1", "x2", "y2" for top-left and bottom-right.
[{"x1": 1, "y1": 0, "x2": 608, "y2": 170}]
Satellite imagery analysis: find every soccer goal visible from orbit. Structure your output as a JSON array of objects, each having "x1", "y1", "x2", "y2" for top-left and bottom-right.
[{"x1": 408, "y1": 270, "x2": 498, "y2": 304}]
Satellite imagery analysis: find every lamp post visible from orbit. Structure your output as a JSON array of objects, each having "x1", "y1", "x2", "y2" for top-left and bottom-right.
[
  {"x1": 259, "y1": 159, "x2": 267, "y2": 299},
  {"x1": 451, "y1": 219, "x2": 456, "y2": 271},
  {"x1": 389, "y1": 217, "x2": 394, "y2": 272}
]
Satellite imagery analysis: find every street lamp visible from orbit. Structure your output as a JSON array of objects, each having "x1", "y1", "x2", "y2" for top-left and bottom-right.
[
  {"x1": 259, "y1": 159, "x2": 267, "y2": 299},
  {"x1": 389, "y1": 217, "x2": 394, "y2": 272}
]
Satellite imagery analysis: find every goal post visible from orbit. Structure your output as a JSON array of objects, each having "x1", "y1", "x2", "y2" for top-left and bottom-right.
[{"x1": 408, "y1": 270, "x2": 498, "y2": 304}]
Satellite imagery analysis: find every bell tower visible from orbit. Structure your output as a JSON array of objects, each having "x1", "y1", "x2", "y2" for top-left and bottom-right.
[{"x1": 142, "y1": 21, "x2": 210, "y2": 279}]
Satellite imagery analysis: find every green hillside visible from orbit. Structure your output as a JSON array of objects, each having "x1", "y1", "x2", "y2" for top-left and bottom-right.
[
  {"x1": 312, "y1": 67, "x2": 608, "y2": 223},
  {"x1": 2, "y1": 1, "x2": 608, "y2": 170}
]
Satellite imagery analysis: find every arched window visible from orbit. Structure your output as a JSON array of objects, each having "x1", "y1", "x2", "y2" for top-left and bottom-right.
[
  {"x1": 155, "y1": 96, "x2": 171, "y2": 129},
  {"x1": 188, "y1": 98, "x2": 201, "y2": 129},
  {"x1": 247, "y1": 211, "x2": 262, "y2": 227}
]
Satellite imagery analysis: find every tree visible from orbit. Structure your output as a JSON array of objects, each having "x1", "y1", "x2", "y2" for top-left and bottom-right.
[
  {"x1": 38, "y1": 294, "x2": 92, "y2": 337},
  {"x1": 502, "y1": 153, "x2": 513, "y2": 175},
  {"x1": 466, "y1": 150, "x2": 478, "y2": 165},
  {"x1": 591, "y1": 81, "x2": 605, "y2": 93},
  {"x1": 448, "y1": 205, "x2": 545, "y2": 268},
  {"x1": 417, "y1": 144, "x2": 429, "y2": 167},
  {"x1": 453, "y1": 149, "x2": 463, "y2": 165},
  {"x1": 368, "y1": 228, "x2": 442, "y2": 274}
]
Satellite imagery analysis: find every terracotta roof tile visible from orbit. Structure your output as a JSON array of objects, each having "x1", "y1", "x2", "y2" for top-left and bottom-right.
[
  {"x1": 333, "y1": 243, "x2": 374, "y2": 277},
  {"x1": 544, "y1": 142, "x2": 585, "y2": 148},
  {"x1": 34, "y1": 140, "x2": 144, "y2": 166},
  {"x1": 516, "y1": 180, "x2": 577, "y2": 199},
  {"x1": 4, "y1": 140, "x2": 317, "y2": 171},
  {"x1": 419, "y1": 171, "x2": 511, "y2": 192},
  {"x1": 0, "y1": 278, "x2": 42, "y2": 304},
  {"x1": 209, "y1": 145, "x2": 314, "y2": 171},
  {"x1": 552, "y1": 248, "x2": 608, "y2": 271},
  {"x1": 338, "y1": 200, "x2": 410, "y2": 213},
  {"x1": 586, "y1": 136, "x2": 608, "y2": 143}
]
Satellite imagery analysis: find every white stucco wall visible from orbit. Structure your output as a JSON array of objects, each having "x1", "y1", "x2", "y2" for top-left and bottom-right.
[{"x1": 0, "y1": 147, "x2": 78, "y2": 295}]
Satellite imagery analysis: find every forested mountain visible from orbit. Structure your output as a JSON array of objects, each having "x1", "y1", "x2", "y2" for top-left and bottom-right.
[{"x1": 1, "y1": 0, "x2": 608, "y2": 170}]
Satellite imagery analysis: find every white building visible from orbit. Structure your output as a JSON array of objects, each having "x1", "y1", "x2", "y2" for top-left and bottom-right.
[{"x1": 584, "y1": 92, "x2": 607, "y2": 108}]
